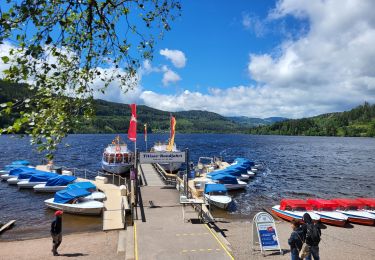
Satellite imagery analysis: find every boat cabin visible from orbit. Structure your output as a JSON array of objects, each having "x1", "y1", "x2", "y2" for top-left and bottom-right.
[
  {"x1": 279, "y1": 199, "x2": 313, "y2": 211},
  {"x1": 330, "y1": 198, "x2": 365, "y2": 210},
  {"x1": 306, "y1": 198, "x2": 338, "y2": 211},
  {"x1": 356, "y1": 198, "x2": 375, "y2": 209}
]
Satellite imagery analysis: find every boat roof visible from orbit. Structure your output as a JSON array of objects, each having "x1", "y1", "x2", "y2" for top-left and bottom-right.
[
  {"x1": 306, "y1": 198, "x2": 339, "y2": 210},
  {"x1": 234, "y1": 157, "x2": 255, "y2": 166},
  {"x1": 67, "y1": 181, "x2": 96, "y2": 190},
  {"x1": 9, "y1": 167, "x2": 51, "y2": 176},
  {"x1": 280, "y1": 199, "x2": 313, "y2": 210},
  {"x1": 204, "y1": 183, "x2": 227, "y2": 193},
  {"x1": 54, "y1": 188, "x2": 91, "y2": 204},
  {"x1": 29, "y1": 172, "x2": 58, "y2": 182},
  {"x1": 330, "y1": 198, "x2": 365, "y2": 208},
  {"x1": 46, "y1": 175, "x2": 77, "y2": 186},
  {"x1": 356, "y1": 198, "x2": 375, "y2": 207},
  {"x1": 210, "y1": 174, "x2": 237, "y2": 183},
  {"x1": 11, "y1": 160, "x2": 30, "y2": 166}
]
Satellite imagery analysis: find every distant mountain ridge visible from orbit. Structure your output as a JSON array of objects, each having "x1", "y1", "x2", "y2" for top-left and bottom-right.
[
  {"x1": 228, "y1": 116, "x2": 288, "y2": 127},
  {"x1": 1, "y1": 80, "x2": 374, "y2": 137}
]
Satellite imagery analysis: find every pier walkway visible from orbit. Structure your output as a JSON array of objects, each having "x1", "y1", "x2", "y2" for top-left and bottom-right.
[
  {"x1": 130, "y1": 164, "x2": 234, "y2": 260},
  {"x1": 77, "y1": 177, "x2": 127, "y2": 231}
]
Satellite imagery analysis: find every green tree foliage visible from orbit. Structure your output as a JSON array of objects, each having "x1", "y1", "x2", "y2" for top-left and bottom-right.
[
  {"x1": 249, "y1": 102, "x2": 375, "y2": 137},
  {"x1": 0, "y1": 0, "x2": 181, "y2": 158},
  {"x1": 0, "y1": 81, "x2": 246, "y2": 134}
]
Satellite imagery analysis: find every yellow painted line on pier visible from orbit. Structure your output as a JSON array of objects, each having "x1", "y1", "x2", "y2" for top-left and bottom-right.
[
  {"x1": 134, "y1": 222, "x2": 138, "y2": 260},
  {"x1": 204, "y1": 224, "x2": 234, "y2": 260},
  {"x1": 181, "y1": 248, "x2": 222, "y2": 253}
]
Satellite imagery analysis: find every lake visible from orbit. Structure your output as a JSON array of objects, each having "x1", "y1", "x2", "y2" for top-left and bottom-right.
[{"x1": 1, "y1": 134, "x2": 374, "y2": 240}]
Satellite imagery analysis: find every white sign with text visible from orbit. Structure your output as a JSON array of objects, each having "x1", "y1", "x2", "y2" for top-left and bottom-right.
[{"x1": 139, "y1": 152, "x2": 186, "y2": 163}]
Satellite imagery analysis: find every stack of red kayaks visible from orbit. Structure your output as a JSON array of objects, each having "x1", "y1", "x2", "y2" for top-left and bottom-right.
[
  {"x1": 330, "y1": 198, "x2": 375, "y2": 226},
  {"x1": 306, "y1": 198, "x2": 348, "y2": 227},
  {"x1": 271, "y1": 199, "x2": 320, "y2": 222}
]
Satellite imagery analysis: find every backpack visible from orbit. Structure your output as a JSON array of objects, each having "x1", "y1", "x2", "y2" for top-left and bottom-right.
[{"x1": 306, "y1": 223, "x2": 321, "y2": 244}]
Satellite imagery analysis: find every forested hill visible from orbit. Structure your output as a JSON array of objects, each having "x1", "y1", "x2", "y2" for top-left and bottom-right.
[
  {"x1": 1, "y1": 80, "x2": 374, "y2": 136},
  {"x1": 0, "y1": 80, "x2": 245, "y2": 134},
  {"x1": 249, "y1": 103, "x2": 375, "y2": 137}
]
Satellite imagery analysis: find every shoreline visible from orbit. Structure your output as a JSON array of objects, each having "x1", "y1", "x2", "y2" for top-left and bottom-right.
[{"x1": 1, "y1": 218, "x2": 374, "y2": 260}]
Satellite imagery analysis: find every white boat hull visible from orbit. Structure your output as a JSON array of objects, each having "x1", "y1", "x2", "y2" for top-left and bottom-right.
[
  {"x1": 204, "y1": 194, "x2": 232, "y2": 210},
  {"x1": 7, "y1": 177, "x2": 24, "y2": 185},
  {"x1": 17, "y1": 181, "x2": 46, "y2": 189},
  {"x1": 102, "y1": 161, "x2": 132, "y2": 174},
  {"x1": 336, "y1": 210, "x2": 375, "y2": 225},
  {"x1": 0, "y1": 170, "x2": 9, "y2": 176},
  {"x1": 313, "y1": 211, "x2": 348, "y2": 226},
  {"x1": 44, "y1": 198, "x2": 104, "y2": 215},
  {"x1": 271, "y1": 205, "x2": 321, "y2": 221},
  {"x1": 159, "y1": 162, "x2": 182, "y2": 173},
  {"x1": 1, "y1": 174, "x2": 15, "y2": 180},
  {"x1": 34, "y1": 184, "x2": 68, "y2": 192}
]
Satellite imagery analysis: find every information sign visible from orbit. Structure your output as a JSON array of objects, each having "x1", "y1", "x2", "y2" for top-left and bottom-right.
[
  {"x1": 139, "y1": 151, "x2": 186, "y2": 164},
  {"x1": 252, "y1": 212, "x2": 282, "y2": 255}
]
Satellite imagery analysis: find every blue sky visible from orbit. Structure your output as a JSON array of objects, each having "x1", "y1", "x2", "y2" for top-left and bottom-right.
[{"x1": 1, "y1": 0, "x2": 375, "y2": 118}]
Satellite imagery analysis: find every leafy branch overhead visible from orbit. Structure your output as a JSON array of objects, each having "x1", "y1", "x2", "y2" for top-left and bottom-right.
[{"x1": 0, "y1": 0, "x2": 181, "y2": 158}]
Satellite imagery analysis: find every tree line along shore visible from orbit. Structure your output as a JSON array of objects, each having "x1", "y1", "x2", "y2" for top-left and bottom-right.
[{"x1": 1, "y1": 80, "x2": 374, "y2": 137}]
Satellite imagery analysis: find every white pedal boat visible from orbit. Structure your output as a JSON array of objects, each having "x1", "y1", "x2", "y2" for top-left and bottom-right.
[
  {"x1": 44, "y1": 188, "x2": 104, "y2": 215},
  {"x1": 204, "y1": 183, "x2": 232, "y2": 210},
  {"x1": 271, "y1": 199, "x2": 321, "y2": 222}
]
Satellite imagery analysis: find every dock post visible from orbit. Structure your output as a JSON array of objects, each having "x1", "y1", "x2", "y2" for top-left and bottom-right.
[{"x1": 184, "y1": 148, "x2": 189, "y2": 198}]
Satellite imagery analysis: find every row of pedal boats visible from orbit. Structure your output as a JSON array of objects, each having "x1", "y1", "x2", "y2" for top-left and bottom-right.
[
  {"x1": 1, "y1": 162, "x2": 105, "y2": 215},
  {"x1": 272, "y1": 198, "x2": 375, "y2": 227}
]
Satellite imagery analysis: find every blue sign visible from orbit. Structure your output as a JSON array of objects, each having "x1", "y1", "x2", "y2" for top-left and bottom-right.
[{"x1": 259, "y1": 227, "x2": 278, "y2": 247}]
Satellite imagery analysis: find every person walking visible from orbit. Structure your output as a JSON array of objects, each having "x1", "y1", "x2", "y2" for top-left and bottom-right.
[
  {"x1": 302, "y1": 213, "x2": 321, "y2": 260},
  {"x1": 51, "y1": 210, "x2": 63, "y2": 256},
  {"x1": 288, "y1": 219, "x2": 304, "y2": 260}
]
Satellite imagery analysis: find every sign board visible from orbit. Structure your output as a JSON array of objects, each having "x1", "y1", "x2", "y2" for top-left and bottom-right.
[
  {"x1": 139, "y1": 152, "x2": 186, "y2": 164},
  {"x1": 252, "y1": 212, "x2": 282, "y2": 255}
]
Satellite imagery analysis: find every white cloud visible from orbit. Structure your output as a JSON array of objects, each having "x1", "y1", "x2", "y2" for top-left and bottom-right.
[
  {"x1": 138, "y1": 0, "x2": 375, "y2": 118},
  {"x1": 245, "y1": 0, "x2": 375, "y2": 117},
  {"x1": 161, "y1": 66, "x2": 181, "y2": 86},
  {"x1": 242, "y1": 13, "x2": 267, "y2": 37},
  {"x1": 160, "y1": 48, "x2": 186, "y2": 68},
  {"x1": 0, "y1": 41, "x2": 13, "y2": 78}
]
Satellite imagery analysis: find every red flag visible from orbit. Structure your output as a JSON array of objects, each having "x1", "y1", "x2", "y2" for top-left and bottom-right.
[
  {"x1": 170, "y1": 116, "x2": 176, "y2": 139},
  {"x1": 128, "y1": 104, "x2": 137, "y2": 142}
]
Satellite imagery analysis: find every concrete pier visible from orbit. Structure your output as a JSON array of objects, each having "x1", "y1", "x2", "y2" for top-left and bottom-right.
[{"x1": 128, "y1": 164, "x2": 234, "y2": 260}]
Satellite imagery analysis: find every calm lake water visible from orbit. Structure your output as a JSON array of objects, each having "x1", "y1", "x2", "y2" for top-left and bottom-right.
[{"x1": 1, "y1": 134, "x2": 375, "y2": 240}]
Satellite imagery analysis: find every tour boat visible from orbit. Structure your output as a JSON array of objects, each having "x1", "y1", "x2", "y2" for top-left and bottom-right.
[
  {"x1": 101, "y1": 135, "x2": 134, "y2": 174},
  {"x1": 67, "y1": 181, "x2": 106, "y2": 201},
  {"x1": 271, "y1": 199, "x2": 321, "y2": 222},
  {"x1": 44, "y1": 188, "x2": 104, "y2": 215},
  {"x1": 209, "y1": 174, "x2": 247, "y2": 190},
  {"x1": 17, "y1": 172, "x2": 58, "y2": 189},
  {"x1": 204, "y1": 183, "x2": 232, "y2": 210},
  {"x1": 330, "y1": 198, "x2": 375, "y2": 225},
  {"x1": 33, "y1": 175, "x2": 77, "y2": 192},
  {"x1": 150, "y1": 116, "x2": 182, "y2": 173},
  {"x1": 306, "y1": 198, "x2": 348, "y2": 226}
]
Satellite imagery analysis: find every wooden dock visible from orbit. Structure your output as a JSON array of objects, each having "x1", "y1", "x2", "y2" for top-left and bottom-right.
[{"x1": 77, "y1": 177, "x2": 128, "y2": 231}]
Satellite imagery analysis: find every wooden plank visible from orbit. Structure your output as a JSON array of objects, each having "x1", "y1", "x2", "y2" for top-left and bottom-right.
[{"x1": 0, "y1": 220, "x2": 16, "y2": 234}]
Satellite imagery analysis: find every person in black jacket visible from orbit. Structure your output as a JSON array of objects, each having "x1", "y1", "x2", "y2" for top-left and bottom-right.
[
  {"x1": 51, "y1": 210, "x2": 63, "y2": 256},
  {"x1": 288, "y1": 219, "x2": 304, "y2": 260},
  {"x1": 302, "y1": 213, "x2": 321, "y2": 260}
]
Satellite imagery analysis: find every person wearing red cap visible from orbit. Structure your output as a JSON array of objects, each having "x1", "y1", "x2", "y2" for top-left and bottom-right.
[{"x1": 50, "y1": 210, "x2": 63, "y2": 256}]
